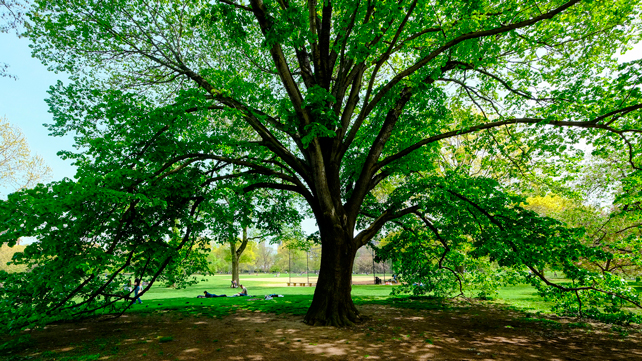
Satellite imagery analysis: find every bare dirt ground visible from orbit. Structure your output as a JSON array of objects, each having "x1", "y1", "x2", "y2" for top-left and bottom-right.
[{"x1": 8, "y1": 302, "x2": 642, "y2": 361}]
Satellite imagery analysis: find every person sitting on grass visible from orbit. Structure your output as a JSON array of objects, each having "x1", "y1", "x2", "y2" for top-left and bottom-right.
[
  {"x1": 197, "y1": 291, "x2": 226, "y2": 298},
  {"x1": 228, "y1": 284, "x2": 248, "y2": 297}
]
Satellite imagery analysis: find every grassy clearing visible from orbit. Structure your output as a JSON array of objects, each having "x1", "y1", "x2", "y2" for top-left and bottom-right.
[
  {"x1": 494, "y1": 281, "x2": 642, "y2": 315},
  {"x1": 494, "y1": 284, "x2": 553, "y2": 313},
  {"x1": 124, "y1": 274, "x2": 394, "y2": 318},
  {"x1": 128, "y1": 274, "x2": 641, "y2": 318},
  {"x1": 138, "y1": 274, "x2": 393, "y2": 299}
]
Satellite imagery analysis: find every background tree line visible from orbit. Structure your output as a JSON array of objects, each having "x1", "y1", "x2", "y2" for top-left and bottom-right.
[
  {"x1": 0, "y1": 238, "x2": 395, "y2": 277},
  {"x1": 205, "y1": 241, "x2": 392, "y2": 276}
]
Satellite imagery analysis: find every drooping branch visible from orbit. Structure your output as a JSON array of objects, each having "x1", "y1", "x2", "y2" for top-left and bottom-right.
[
  {"x1": 453, "y1": 189, "x2": 642, "y2": 310},
  {"x1": 53, "y1": 244, "x2": 138, "y2": 314},
  {"x1": 527, "y1": 266, "x2": 642, "y2": 309}
]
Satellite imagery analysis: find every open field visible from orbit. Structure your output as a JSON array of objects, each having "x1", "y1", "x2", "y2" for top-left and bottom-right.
[
  {"x1": 2, "y1": 275, "x2": 642, "y2": 360},
  {"x1": 131, "y1": 274, "x2": 642, "y2": 315},
  {"x1": 137, "y1": 274, "x2": 396, "y2": 299}
]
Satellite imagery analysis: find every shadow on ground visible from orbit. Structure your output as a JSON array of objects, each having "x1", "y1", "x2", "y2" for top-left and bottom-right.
[{"x1": 3, "y1": 301, "x2": 642, "y2": 360}]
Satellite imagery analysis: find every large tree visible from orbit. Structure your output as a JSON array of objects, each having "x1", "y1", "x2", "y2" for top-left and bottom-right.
[{"x1": 1, "y1": 0, "x2": 641, "y2": 328}]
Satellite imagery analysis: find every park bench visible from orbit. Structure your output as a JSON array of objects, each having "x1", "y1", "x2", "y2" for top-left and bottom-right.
[{"x1": 286, "y1": 282, "x2": 314, "y2": 286}]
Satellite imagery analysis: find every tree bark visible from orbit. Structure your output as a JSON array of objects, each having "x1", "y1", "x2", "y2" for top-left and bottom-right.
[
  {"x1": 303, "y1": 235, "x2": 362, "y2": 326},
  {"x1": 230, "y1": 226, "x2": 249, "y2": 287},
  {"x1": 230, "y1": 241, "x2": 240, "y2": 286}
]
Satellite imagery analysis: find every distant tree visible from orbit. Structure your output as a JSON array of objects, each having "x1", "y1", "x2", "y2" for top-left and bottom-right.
[
  {"x1": 208, "y1": 186, "x2": 301, "y2": 285},
  {"x1": 273, "y1": 241, "x2": 309, "y2": 274},
  {"x1": 353, "y1": 248, "x2": 373, "y2": 274},
  {"x1": 206, "y1": 241, "x2": 258, "y2": 275},
  {"x1": 0, "y1": 116, "x2": 51, "y2": 193},
  {"x1": 353, "y1": 246, "x2": 391, "y2": 275},
  {"x1": 206, "y1": 243, "x2": 230, "y2": 273},
  {"x1": 255, "y1": 241, "x2": 275, "y2": 272},
  {"x1": 227, "y1": 226, "x2": 259, "y2": 280},
  {"x1": 523, "y1": 195, "x2": 576, "y2": 218}
]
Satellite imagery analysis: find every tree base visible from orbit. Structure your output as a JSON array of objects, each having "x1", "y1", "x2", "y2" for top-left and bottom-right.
[{"x1": 303, "y1": 300, "x2": 365, "y2": 327}]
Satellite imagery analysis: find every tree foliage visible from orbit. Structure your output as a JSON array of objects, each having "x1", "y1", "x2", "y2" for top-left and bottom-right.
[
  {"x1": 1, "y1": 0, "x2": 642, "y2": 331},
  {"x1": 378, "y1": 173, "x2": 641, "y2": 320},
  {"x1": 0, "y1": 116, "x2": 51, "y2": 194},
  {"x1": 206, "y1": 240, "x2": 258, "y2": 273}
]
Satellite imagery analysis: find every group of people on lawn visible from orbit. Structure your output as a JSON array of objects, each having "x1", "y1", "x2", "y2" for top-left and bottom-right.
[
  {"x1": 198, "y1": 284, "x2": 248, "y2": 298},
  {"x1": 131, "y1": 279, "x2": 249, "y2": 303}
]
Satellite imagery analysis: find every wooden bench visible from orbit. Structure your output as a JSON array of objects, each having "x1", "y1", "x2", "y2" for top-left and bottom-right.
[{"x1": 287, "y1": 282, "x2": 315, "y2": 286}]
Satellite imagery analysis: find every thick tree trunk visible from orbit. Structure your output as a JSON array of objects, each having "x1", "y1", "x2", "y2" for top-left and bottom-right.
[{"x1": 304, "y1": 236, "x2": 361, "y2": 326}]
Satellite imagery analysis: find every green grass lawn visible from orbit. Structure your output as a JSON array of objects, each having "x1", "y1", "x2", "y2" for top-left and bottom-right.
[
  {"x1": 123, "y1": 274, "x2": 395, "y2": 318},
  {"x1": 138, "y1": 274, "x2": 393, "y2": 299},
  {"x1": 126, "y1": 274, "x2": 642, "y2": 318},
  {"x1": 494, "y1": 280, "x2": 642, "y2": 315},
  {"x1": 493, "y1": 284, "x2": 553, "y2": 313}
]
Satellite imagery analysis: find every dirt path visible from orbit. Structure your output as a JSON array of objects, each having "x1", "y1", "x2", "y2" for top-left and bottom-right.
[{"x1": 7, "y1": 303, "x2": 642, "y2": 360}]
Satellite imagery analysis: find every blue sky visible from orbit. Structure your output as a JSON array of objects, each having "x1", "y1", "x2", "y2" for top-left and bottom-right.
[{"x1": 0, "y1": 33, "x2": 75, "y2": 186}]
